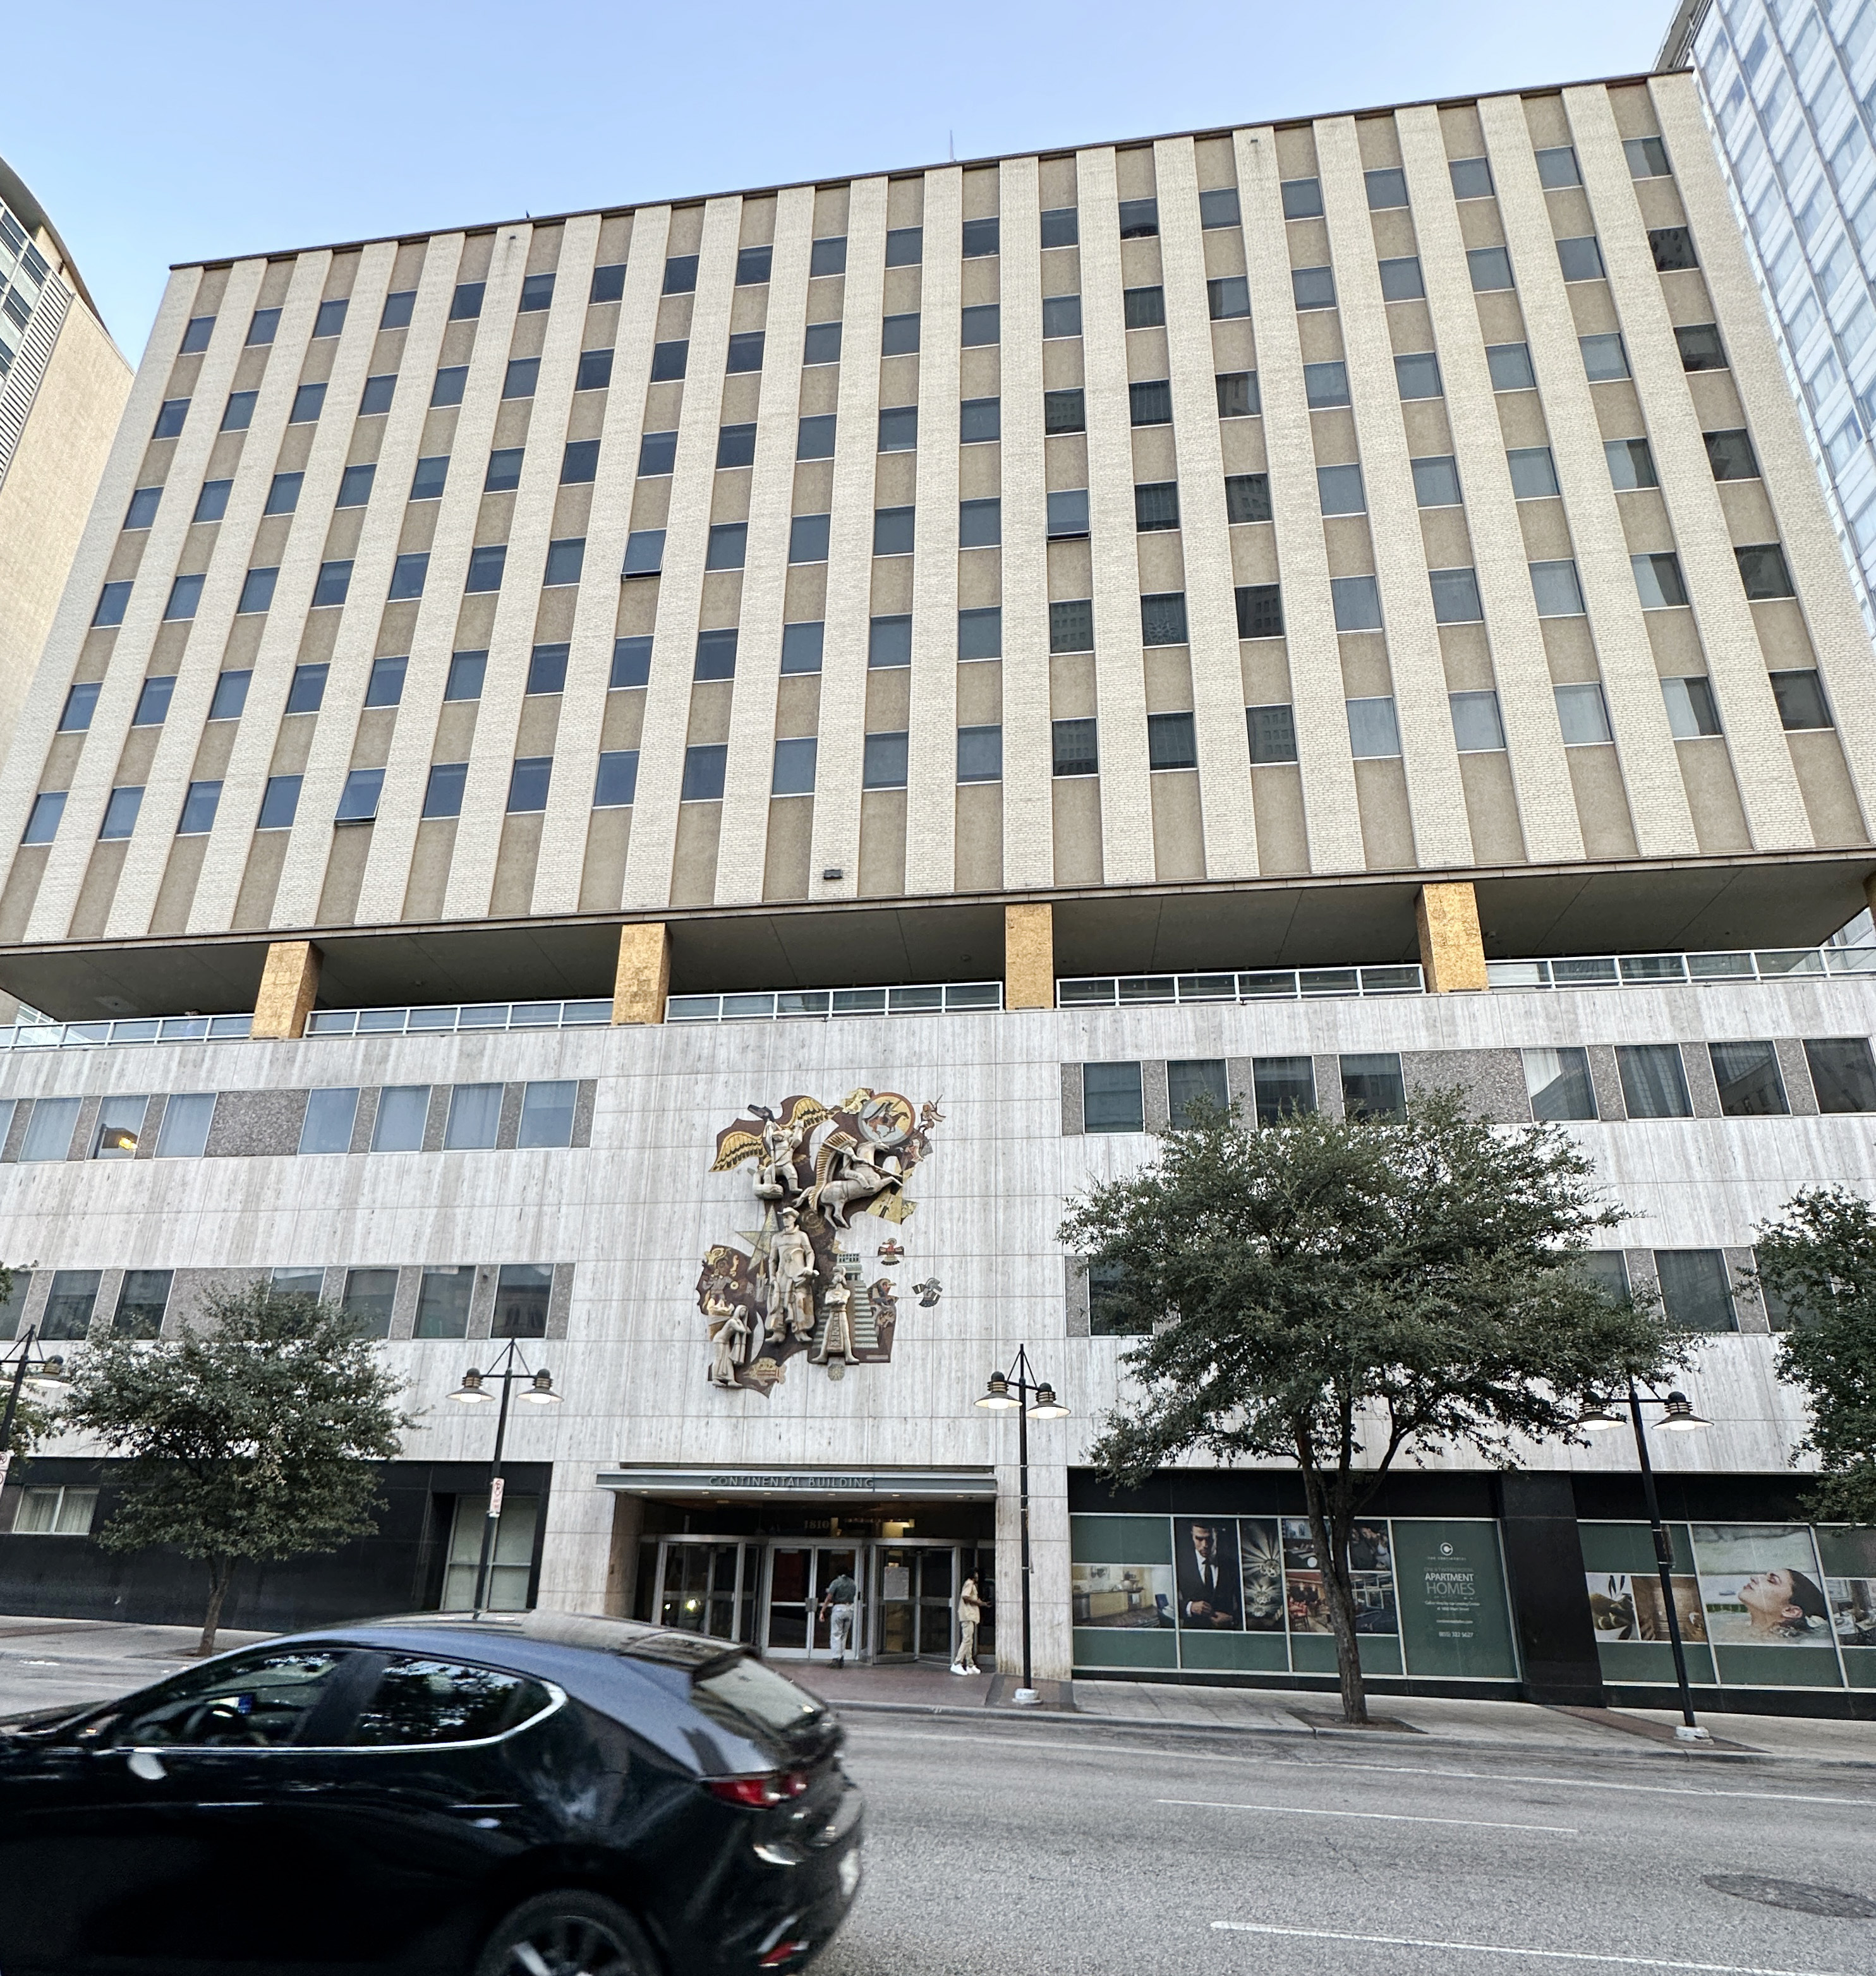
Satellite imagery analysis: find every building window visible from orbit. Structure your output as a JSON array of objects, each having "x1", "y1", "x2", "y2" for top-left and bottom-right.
[
  {"x1": 1303, "y1": 362, "x2": 1349, "y2": 409},
  {"x1": 1247, "y1": 704, "x2": 1297, "y2": 764},
  {"x1": 1087, "y1": 1263, "x2": 1135, "y2": 1336},
  {"x1": 797, "y1": 414, "x2": 837, "y2": 461},
  {"x1": 1449, "y1": 158, "x2": 1494, "y2": 198},
  {"x1": 299, "y1": 1087, "x2": 360, "y2": 1155},
  {"x1": 1556, "y1": 236, "x2": 1605, "y2": 282},
  {"x1": 156, "y1": 1093, "x2": 216, "y2": 1158},
  {"x1": 336, "y1": 463, "x2": 374, "y2": 507},
  {"x1": 1292, "y1": 267, "x2": 1336, "y2": 310},
  {"x1": 92, "y1": 582, "x2": 131, "y2": 627},
  {"x1": 1043, "y1": 294, "x2": 1082, "y2": 339},
  {"x1": 113, "y1": 1269, "x2": 173, "y2": 1339},
  {"x1": 1118, "y1": 198, "x2": 1159, "y2": 238},
  {"x1": 1676, "y1": 323, "x2": 1726, "y2": 371},
  {"x1": 682, "y1": 745, "x2": 727, "y2": 802},
  {"x1": 19, "y1": 1099, "x2": 78, "y2": 1164},
  {"x1": 1523, "y1": 1047, "x2": 1596, "y2": 1121},
  {"x1": 1806, "y1": 1038, "x2": 1876, "y2": 1112},
  {"x1": 180, "y1": 315, "x2": 215, "y2": 352},
  {"x1": 1051, "y1": 600, "x2": 1094, "y2": 653},
  {"x1": 1654, "y1": 1250, "x2": 1736, "y2": 1332},
  {"x1": 561, "y1": 439, "x2": 600, "y2": 485},
  {"x1": 1662, "y1": 676, "x2": 1721, "y2": 738},
  {"x1": 153, "y1": 399, "x2": 189, "y2": 439},
  {"x1": 694, "y1": 630, "x2": 737, "y2": 682},
  {"x1": 1141, "y1": 593, "x2": 1189, "y2": 647},
  {"x1": 40, "y1": 1269, "x2": 100, "y2": 1340},
  {"x1": 423, "y1": 763, "x2": 467, "y2": 819},
  {"x1": 430, "y1": 366, "x2": 468, "y2": 407},
  {"x1": 878, "y1": 406, "x2": 918, "y2": 452},
  {"x1": 1581, "y1": 334, "x2": 1630, "y2": 382},
  {"x1": 133, "y1": 675, "x2": 175, "y2": 726},
  {"x1": 91, "y1": 1095, "x2": 148, "y2": 1159},
  {"x1": 1341, "y1": 1054, "x2": 1405, "y2": 1119},
  {"x1": 1346, "y1": 696, "x2": 1401, "y2": 758},
  {"x1": 1448, "y1": 688, "x2": 1503, "y2": 749},
  {"x1": 1236, "y1": 584, "x2": 1283, "y2": 639},
  {"x1": 717, "y1": 422, "x2": 758, "y2": 468},
  {"x1": 957, "y1": 725, "x2": 1002, "y2": 783},
  {"x1": 727, "y1": 330, "x2": 765, "y2": 373},
  {"x1": 485, "y1": 449, "x2": 523, "y2": 492},
  {"x1": 315, "y1": 559, "x2": 356, "y2": 606},
  {"x1": 221, "y1": 390, "x2": 258, "y2": 433},
  {"x1": 1216, "y1": 371, "x2": 1260, "y2": 417},
  {"x1": 959, "y1": 606, "x2": 1002, "y2": 660},
  {"x1": 781, "y1": 622, "x2": 825, "y2": 675},
  {"x1": 59, "y1": 684, "x2": 100, "y2": 732},
  {"x1": 638, "y1": 431, "x2": 676, "y2": 476},
  {"x1": 1280, "y1": 178, "x2": 1323, "y2": 219},
  {"x1": 1136, "y1": 481, "x2": 1181, "y2": 531},
  {"x1": 622, "y1": 531, "x2": 665, "y2": 577},
  {"x1": 788, "y1": 515, "x2": 829, "y2": 565},
  {"x1": 507, "y1": 757, "x2": 552, "y2": 812},
  {"x1": 1617, "y1": 1044, "x2": 1691, "y2": 1119},
  {"x1": 1379, "y1": 257, "x2": 1425, "y2": 301},
  {"x1": 443, "y1": 1084, "x2": 502, "y2": 1153},
  {"x1": 809, "y1": 234, "x2": 847, "y2": 277},
  {"x1": 1554, "y1": 682, "x2": 1612, "y2": 745},
  {"x1": 862, "y1": 732, "x2": 909, "y2": 789},
  {"x1": 1147, "y1": 711, "x2": 1198, "y2": 770},
  {"x1": 1201, "y1": 186, "x2": 1244, "y2": 228},
  {"x1": 1738, "y1": 545, "x2": 1795, "y2": 600},
  {"x1": 610, "y1": 639, "x2": 651, "y2": 689},
  {"x1": 518, "y1": 272, "x2": 555, "y2": 313},
  {"x1": 1704, "y1": 429, "x2": 1758, "y2": 481},
  {"x1": 15, "y1": 1486, "x2": 98, "y2": 1536},
  {"x1": 178, "y1": 781, "x2": 222, "y2": 835},
  {"x1": 662, "y1": 253, "x2": 699, "y2": 296},
  {"x1": 1487, "y1": 342, "x2": 1536, "y2": 390},
  {"x1": 885, "y1": 226, "x2": 923, "y2": 267},
  {"x1": 465, "y1": 545, "x2": 507, "y2": 593},
  {"x1": 1709, "y1": 1040, "x2": 1787, "y2": 1116},
  {"x1": 543, "y1": 538, "x2": 585, "y2": 587},
  {"x1": 1053, "y1": 718, "x2": 1098, "y2": 777},
  {"x1": 1606, "y1": 437, "x2": 1657, "y2": 490},
  {"x1": 1331, "y1": 576, "x2": 1382, "y2": 632},
  {"x1": 650, "y1": 340, "x2": 687, "y2": 382},
  {"x1": 1048, "y1": 489, "x2": 1090, "y2": 538},
  {"x1": 269, "y1": 467, "x2": 313, "y2": 517},
  {"x1": 1041, "y1": 207, "x2": 1079, "y2": 247},
  {"x1": 335, "y1": 768, "x2": 384, "y2": 822},
  {"x1": 519, "y1": 1081, "x2": 578, "y2": 1149},
  {"x1": 961, "y1": 397, "x2": 1001, "y2": 442},
  {"x1": 1125, "y1": 284, "x2": 1167, "y2": 329},
  {"x1": 576, "y1": 346, "x2": 615, "y2": 392},
  {"x1": 869, "y1": 615, "x2": 913, "y2": 668},
  {"x1": 494, "y1": 1265, "x2": 553, "y2": 1339},
  {"x1": 1530, "y1": 560, "x2": 1586, "y2": 618},
  {"x1": 1168, "y1": 1059, "x2": 1228, "y2": 1126},
  {"x1": 99, "y1": 787, "x2": 143, "y2": 840},
  {"x1": 1633, "y1": 553, "x2": 1689, "y2": 610},
  {"x1": 1252, "y1": 1057, "x2": 1316, "y2": 1123},
  {"x1": 341, "y1": 1268, "x2": 399, "y2": 1340},
  {"x1": 881, "y1": 314, "x2": 921, "y2": 358},
  {"x1": 1649, "y1": 227, "x2": 1698, "y2": 272},
  {"x1": 1225, "y1": 473, "x2": 1271, "y2": 523},
  {"x1": 772, "y1": 737, "x2": 817, "y2": 797},
  {"x1": 21, "y1": 793, "x2": 66, "y2": 846},
  {"x1": 1129, "y1": 380, "x2": 1173, "y2": 425},
  {"x1": 960, "y1": 497, "x2": 1002, "y2": 548},
  {"x1": 416, "y1": 1268, "x2": 473, "y2": 1339},
  {"x1": 287, "y1": 663, "x2": 328, "y2": 713},
  {"x1": 594, "y1": 751, "x2": 638, "y2": 807},
  {"x1": 803, "y1": 322, "x2": 842, "y2": 365},
  {"x1": 960, "y1": 304, "x2": 1001, "y2": 346},
  {"x1": 258, "y1": 775, "x2": 302, "y2": 830},
  {"x1": 123, "y1": 486, "x2": 161, "y2": 530},
  {"x1": 1317, "y1": 464, "x2": 1365, "y2": 516},
  {"x1": 380, "y1": 289, "x2": 416, "y2": 327},
  {"x1": 1537, "y1": 146, "x2": 1583, "y2": 188},
  {"x1": 1084, "y1": 1063, "x2": 1145, "y2": 1133},
  {"x1": 1770, "y1": 670, "x2": 1832, "y2": 730},
  {"x1": 164, "y1": 575, "x2": 203, "y2": 621},
  {"x1": 1396, "y1": 352, "x2": 1443, "y2": 399},
  {"x1": 1365, "y1": 167, "x2": 1408, "y2": 208},
  {"x1": 365, "y1": 654, "x2": 408, "y2": 708},
  {"x1": 449, "y1": 282, "x2": 485, "y2": 320}
]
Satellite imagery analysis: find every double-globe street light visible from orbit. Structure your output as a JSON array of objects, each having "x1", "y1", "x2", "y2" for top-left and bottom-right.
[
  {"x1": 1579, "y1": 1382, "x2": 1710, "y2": 1742},
  {"x1": 449, "y1": 1340, "x2": 564, "y2": 1619},
  {"x1": 976, "y1": 1343, "x2": 1068, "y2": 1708}
]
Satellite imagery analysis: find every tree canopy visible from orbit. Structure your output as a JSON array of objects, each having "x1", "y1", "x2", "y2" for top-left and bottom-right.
[
  {"x1": 61, "y1": 1282, "x2": 410, "y2": 1653},
  {"x1": 1755, "y1": 1187, "x2": 1876, "y2": 1524},
  {"x1": 1062, "y1": 1092, "x2": 1681, "y2": 1722}
]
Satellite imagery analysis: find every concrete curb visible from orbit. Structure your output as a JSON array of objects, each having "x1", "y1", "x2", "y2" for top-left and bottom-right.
[{"x1": 828, "y1": 1696, "x2": 1876, "y2": 1772}]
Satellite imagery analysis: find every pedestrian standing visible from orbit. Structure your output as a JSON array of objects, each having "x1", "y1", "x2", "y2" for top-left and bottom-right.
[
  {"x1": 952, "y1": 1572, "x2": 984, "y2": 1674},
  {"x1": 819, "y1": 1565, "x2": 860, "y2": 1667}
]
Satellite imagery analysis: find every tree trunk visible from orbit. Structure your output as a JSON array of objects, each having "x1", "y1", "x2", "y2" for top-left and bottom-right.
[
  {"x1": 199, "y1": 1557, "x2": 236, "y2": 1657},
  {"x1": 1298, "y1": 1457, "x2": 1367, "y2": 1725}
]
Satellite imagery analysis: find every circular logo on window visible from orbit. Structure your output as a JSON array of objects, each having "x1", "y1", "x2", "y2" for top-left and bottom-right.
[{"x1": 1438, "y1": 1542, "x2": 1456, "y2": 1558}]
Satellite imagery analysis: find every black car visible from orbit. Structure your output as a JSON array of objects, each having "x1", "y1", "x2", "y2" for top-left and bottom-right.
[{"x1": 0, "y1": 1610, "x2": 862, "y2": 1976}]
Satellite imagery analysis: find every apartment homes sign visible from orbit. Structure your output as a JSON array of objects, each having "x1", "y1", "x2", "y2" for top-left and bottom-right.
[{"x1": 695, "y1": 1088, "x2": 943, "y2": 1393}]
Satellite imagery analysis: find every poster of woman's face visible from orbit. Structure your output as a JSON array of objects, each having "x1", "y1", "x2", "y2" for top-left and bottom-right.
[
  {"x1": 1238, "y1": 1519, "x2": 1286, "y2": 1632},
  {"x1": 1690, "y1": 1525, "x2": 1833, "y2": 1646}
]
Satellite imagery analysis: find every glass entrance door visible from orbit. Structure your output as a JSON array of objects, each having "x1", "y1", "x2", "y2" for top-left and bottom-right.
[
  {"x1": 875, "y1": 1544, "x2": 958, "y2": 1661},
  {"x1": 655, "y1": 1541, "x2": 756, "y2": 1643},
  {"x1": 763, "y1": 1546, "x2": 859, "y2": 1658}
]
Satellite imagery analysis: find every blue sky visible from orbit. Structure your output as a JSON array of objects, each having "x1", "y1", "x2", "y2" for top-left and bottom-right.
[{"x1": 13, "y1": 1, "x2": 1662, "y2": 361}]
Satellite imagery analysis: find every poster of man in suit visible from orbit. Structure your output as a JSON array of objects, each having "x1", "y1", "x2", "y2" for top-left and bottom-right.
[{"x1": 1175, "y1": 1519, "x2": 1243, "y2": 1629}]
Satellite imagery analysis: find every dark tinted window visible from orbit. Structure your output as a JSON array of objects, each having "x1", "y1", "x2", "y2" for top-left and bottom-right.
[
  {"x1": 1084, "y1": 1063, "x2": 1144, "y2": 1133},
  {"x1": 116, "y1": 1651, "x2": 348, "y2": 1747},
  {"x1": 1709, "y1": 1040, "x2": 1787, "y2": 1116},
  {"x1": 1805, "y1": 1037, "x2": 1876, "y2": 1112},
  {"x1": 348, "y1": 1658, "x2": 551, "y2": 1746},
  {"x1": 1168, "y1": 1059, "x2": 1228, "y2": 1126},
  {"x1": 1342, "y1": 1054, "x2": 1405, "y2": 1120},
  {"x1": 1252, "y1": 1057, "x2": 1314, "y2": 1124}
]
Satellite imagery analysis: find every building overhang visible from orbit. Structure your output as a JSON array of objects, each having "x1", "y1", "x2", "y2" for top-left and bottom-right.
[
  {"x1": 2, "y1": 851, "x2": 1871, "y2": 1020},
  {"x1": 597, "y1": 1464, "x2": 998, "y2": 1500}
]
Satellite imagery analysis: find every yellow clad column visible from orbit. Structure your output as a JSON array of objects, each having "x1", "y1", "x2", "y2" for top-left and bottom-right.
[
  {"x1": 1415, "y1": 883, "x2": 1490, "y2": 994},
  {"x1": 613, "y1": 922, "x2": 671, "y2": 1025},
  {"x1": 251, "y1": 941, "x2": 322, "y2": 1039},
  {"x1": 1005, "y1": 902, "x2": 1055, "y2": 1011}
]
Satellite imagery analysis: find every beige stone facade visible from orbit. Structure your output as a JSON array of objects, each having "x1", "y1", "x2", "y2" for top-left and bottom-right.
[{"x1": 1, "y1": 74, "x2": 1872, "y2": 1020}]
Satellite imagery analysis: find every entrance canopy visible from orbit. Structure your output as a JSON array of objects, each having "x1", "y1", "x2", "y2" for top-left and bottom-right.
[{"x1": 597, "y1": 1464, "x2": 996, "y2": 1500}]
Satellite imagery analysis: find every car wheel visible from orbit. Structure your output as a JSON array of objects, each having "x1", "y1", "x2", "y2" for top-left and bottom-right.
[{"x1": 473, "y1": 1891, "x2": 658, "y2": 1976}]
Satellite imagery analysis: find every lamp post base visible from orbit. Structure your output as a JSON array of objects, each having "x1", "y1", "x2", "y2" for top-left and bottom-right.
[
  {"x1": 1012, "y1": 1687, "x2": 1042, "y2": 1707},
  {"x1": 1673, "y1": 1723, "x2": 1712, "y2": 1742}
]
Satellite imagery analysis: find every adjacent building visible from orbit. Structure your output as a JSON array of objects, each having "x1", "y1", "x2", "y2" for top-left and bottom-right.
[
  {"x1": 2, "y1": 68, "x2": 1873, "y2": 1714},
  {"x1": 0, "y1": 157, "x2": 131, "y2": 802}
]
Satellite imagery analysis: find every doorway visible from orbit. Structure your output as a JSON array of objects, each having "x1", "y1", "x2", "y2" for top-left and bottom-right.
[
  {"x1": 441, "y1": 1494, "x2": 538, "y2": 1611},
  {"x1": 763, "y1": 1546, "x2": 859, "y2": 1658},
  {"x1": 874, "y1": 1543, "x2": 957, "y2": 1661}
]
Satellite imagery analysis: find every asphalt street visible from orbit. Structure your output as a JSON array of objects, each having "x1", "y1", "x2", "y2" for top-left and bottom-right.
[{"x1": 819, "y1": 1713, "x2": 1876, "y2": 1976}]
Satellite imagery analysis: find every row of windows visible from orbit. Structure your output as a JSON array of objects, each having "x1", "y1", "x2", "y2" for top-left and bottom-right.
[
  {"x1": 0, "y1": 1080, "x2": 581, "y2": 1162},
  {"x1": 1074, "y1": 1035, "x2": 1876, "y2": 1133},
  {"x1": 0, "y1": 1260, "x2": 557, "y2": 1344}
]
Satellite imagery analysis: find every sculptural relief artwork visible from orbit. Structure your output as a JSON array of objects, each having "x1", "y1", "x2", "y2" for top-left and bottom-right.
[{"x1": 697, "y1": 1089, "x2": 943, "y2": 1390}]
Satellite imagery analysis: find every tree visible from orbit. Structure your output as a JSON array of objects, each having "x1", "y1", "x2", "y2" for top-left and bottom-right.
[
  {"x1": 1755, "y1": 1187, "x2": 1876, "y2": 1524},
  {"x1": 61, "y1": 1283, "x2": 411, "y2": 1654},
  {"x1": 0, "y1": 1264, "x2": 59, "y2": 1473},
  {"x1": 1061, "y1": 1093, "x2": 1681, "y2": 1725}
]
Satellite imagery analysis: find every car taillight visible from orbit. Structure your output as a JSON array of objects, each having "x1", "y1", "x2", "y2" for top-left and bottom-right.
[{"x1": 706, "y1": 1769, "x2": 811, "y2": 1808}]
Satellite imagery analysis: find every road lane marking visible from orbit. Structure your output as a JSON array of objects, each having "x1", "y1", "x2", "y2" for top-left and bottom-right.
[
  {"x1": 844, "y1": 1725, "x2": 1876, "y2": 1808},
  {"x1": 1209, "y1": 1921, "x2": 1856, "y2": 1975},
  {"x1": 1160, "y1": 1795, "x2": 1575, "y2": 1834}
]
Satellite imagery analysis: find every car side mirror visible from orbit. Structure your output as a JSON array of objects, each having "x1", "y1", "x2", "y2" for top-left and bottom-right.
[{"x1": 126, "y1": 1750, "x2": 167, "y2": 1781}]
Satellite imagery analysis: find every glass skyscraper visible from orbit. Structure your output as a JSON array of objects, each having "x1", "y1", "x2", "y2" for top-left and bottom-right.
[{"x1": 1667, "y1": 0, "x2": 1876, "y2": 630}]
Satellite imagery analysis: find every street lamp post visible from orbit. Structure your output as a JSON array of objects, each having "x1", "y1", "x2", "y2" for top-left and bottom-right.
[
  {"x1": 0, "y1": 1327, "x2": 70, "y2": 1494},
  {"x1": 449, "y1": 1340, "x2": 564, "y2": 1619},
  {"x1": 975, "y1": 1343, "x2": 1068, "y2": 1707},
  {"x1": 1580, "y1": 1382, "x2": 1710, "y2": 1743}
]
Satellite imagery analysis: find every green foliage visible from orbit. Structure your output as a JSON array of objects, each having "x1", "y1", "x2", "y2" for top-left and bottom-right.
[
  {"x1": 0, "y1": 1263, "x2": 58, "y2": 1459},
  {"x1": 1062, "y1": 1092, "x2": 1681, "y2": 1720},
  {"x1": 1755, "y1": 1188, "x2": 1876, "y2": 1523},
  {"x1": 61, "y1": 1282, "x2": 411, "y2": 1651}
]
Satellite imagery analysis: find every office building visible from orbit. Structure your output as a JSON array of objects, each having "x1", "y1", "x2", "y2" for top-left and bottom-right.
[{"x1": 1, "y1": 68, "x2": 1873, "y2": 1712}]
